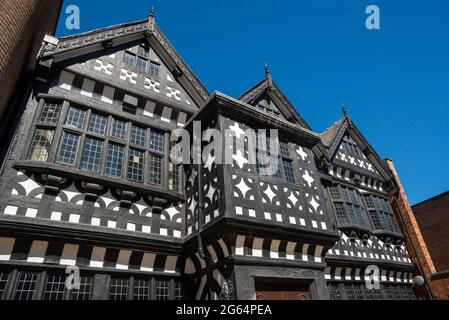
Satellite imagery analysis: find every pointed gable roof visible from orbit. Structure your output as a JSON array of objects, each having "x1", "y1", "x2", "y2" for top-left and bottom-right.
[
  {"x1": 320, "y1": 115, "x2": 392, "y2": 181},
  {"x1": 39, "y1": 13, "x2": 209, "y2": 106},
  {"x1": 238, "y1": 66, "x2": 311, "y2": 130}
]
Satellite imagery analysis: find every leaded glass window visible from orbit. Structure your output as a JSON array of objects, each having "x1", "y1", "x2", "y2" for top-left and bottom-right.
[
  {"x1": 81, "y1": 138, "x2": 103, "y2": 172},
  {"x1": 56, "y1": 131, "x2": 80, "y2": 165},
  {"x1": 29, "y1": 129, "x2": 54, "y2": 161}
]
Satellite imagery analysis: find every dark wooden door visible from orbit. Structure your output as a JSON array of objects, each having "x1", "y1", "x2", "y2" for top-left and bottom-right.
[{"x1": 255, "y1": 280, "x2": 310, "y2": 300}]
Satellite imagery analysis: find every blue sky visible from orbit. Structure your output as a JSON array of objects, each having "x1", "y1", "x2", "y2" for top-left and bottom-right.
[{"x1": 56, "y1": 0, "x2": 449, "y2": 205}]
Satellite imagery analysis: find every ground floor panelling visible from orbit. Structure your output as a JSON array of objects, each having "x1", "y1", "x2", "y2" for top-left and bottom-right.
[{"x1": 0, "y1": 267, "x2": 416, "y2": 300}]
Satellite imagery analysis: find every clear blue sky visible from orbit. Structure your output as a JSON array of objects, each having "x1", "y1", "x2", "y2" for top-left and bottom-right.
[{"x1": 56, "y1": 0, "x2": 449, "y2": 205}]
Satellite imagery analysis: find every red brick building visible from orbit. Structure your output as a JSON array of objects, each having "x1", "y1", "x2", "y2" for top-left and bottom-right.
[
  {"x1": 0, "y1": 0, "x2": 62, "y2": 160},
  {"x1": 387, "y1": 159, "x2": 449, "y2": 300},
  {"x1": 412, "y1": 191, "x2": 449, "y2": 299}
]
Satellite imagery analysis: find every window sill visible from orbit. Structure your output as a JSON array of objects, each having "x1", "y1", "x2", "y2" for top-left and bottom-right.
[
  {"x1": 372, "y1": 230, "x2": 404, "y2": 240},
  {"x1": 12, "y1": 160, "x2": 185, "y2": 203}
]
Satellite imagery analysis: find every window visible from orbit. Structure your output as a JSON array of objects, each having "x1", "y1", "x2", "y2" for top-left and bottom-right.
[
  {"x1": 110, "y1": 279, "x2": 129, "y2": 300},
  {"x1": 149, "y1": 155, "x2": 163, "y2": 185},
  {"x1": 0, "y1": 272, "x2": 9, "y2": 300},
  {"x1": 328, "y1": 184, "x2": 367, "y2": 227},
  {"x1": 124, "y1": 45, "x2": 149, "y2": 72},
  {"x1": 105, "y1": 143, "x2": 124, "y2": 177},
  {"x1": 169, "y1": 162, "x2": 182, "y2": 192},
  {"x1": 138, "y1": 45, "x2": 149, "y2": 59},
  {"x1": 328, "y1": 283, "x2": 343, "y2": 300},
  {"x1": 133, "y1": 280, "x2": 151, "y2": 300},
  {"x1": 56, "y1": 131, "x2": 80, "y2": 165},
  {"x1": 150, "y1": 62, "x2": 159, "y2": 77},
  {"x1": 343, "y1": 139, "x2": 361, "y2": 156},
  {"x1": 39, "y1": 102, "x2": 62, "y2": 124},
  {"x1": 127, "y1": 149, "x2": 144, "y2": 182},
  {"x1": 155, "y1": 280, "x2": 169, "y2": 300},
  {"x1": 81, "y1": 138, "x2": 103, "y2": 172},
  {"x1": 29, "y1": 129, "x2": 54, "y2": 161},
  {"x1": 130, "y1": 125, "x2": 146, "y2": 147},
  {"x1": 283, "y1": 160, "x2": 295, "y2": 184},
  {"x1": 71, "y1": 276, "x2": 92, "y2": 300},
  {"x1": 174, "y1": 282, "x2": 183, "y2": 300},
  {"x1": 43, "y1": 275, "x2": 66, "y2": 300},
  {"x1": 150, "y1": 130, "x2": 164, "y2": 152},
  {"x1": 364, "y1": 195, "x2": 399, "y2": 232},
  {"x1": 280, "y1": 141, "x2": 289, "y2": 157},
  {"x1": 13, "y1": 272, "x2": 39, "y2": 300},
  {"x1": 123, "y1": 52, "x2": 136, "y2": 68},
  {"x1": 111, "y1": 118, "x2": 126, "y2": 140},
  {"x1": 137, "y1": 57, "x2": 147, "y2": 73},
  {"x1": 66, "y1": 107, "x2": 86, "y2": 129},
  {"x1": 88, "y1": 113, "x2": 107, "y2": 135}
]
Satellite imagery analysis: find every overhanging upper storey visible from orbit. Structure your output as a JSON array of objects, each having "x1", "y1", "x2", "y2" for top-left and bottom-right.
[
  {"x1": 238, "y1": 65, "x2": 311, "y2": 130},
  {"x1": 37, "y1": 11, "x2": 210, "y2": 107}
]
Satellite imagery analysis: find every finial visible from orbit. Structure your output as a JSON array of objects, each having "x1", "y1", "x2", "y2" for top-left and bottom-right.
[
  {"x1": 342, "y1": 104, "x2": 347, "y2": 117},
  {"x1": 265, "y1": 62, "x2": 270, "y2": 77},
  {"x1": 147, "y1": 6, "x2": 155, "y2": 34}
]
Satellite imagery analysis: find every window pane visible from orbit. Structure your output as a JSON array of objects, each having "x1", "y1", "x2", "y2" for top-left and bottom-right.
[
  {"x1": 369, "y1": 211, "x2": 383, "y2": 230},
  {"x1": 130, "y1": 125, "x2": 146, "y2": 147},
  {"x1": 56, "y1": 131, "x2": 80, "y2": 165},
  {"x1": 110, "y1": 279, "x2": 129, "y2": 300},
  {"x1": 334, "y1": 202, "x2": 348, "y2": 224},
  {"x1": 43, "y1": 275, "x2": 65, "y2": 300},
  {"x1": 329, "y1": 185, "x2": 341, "y2": 200},
  {"x1": 150, "y1": 63, "x2": 159, "y2": 77},
  {"x1": 328, "y1": 283, "x2": 342, "y2": 300},
  {"x1": 105, "y1": 143, "x2": 124, "y2": 177},
  {"x1": 283, "y1": 160, "x2": 295, "y2": 183},
  {"x1": 81, "y1": 138, "x2": 103, "y2": 172},
  {"x1": 0, "y1": 272, "x2": 10, "y2": 300},
  {"x1": 334, "y1": 202, "x2": 348, "y2": 225},
  {"x1": 29, "y1": 129, "x2": 54, "y2": 161},
  {"x1": 13, "y1": 272, "x2": 39, "y2": 300},
  {"x1": 111, "y1": 118, "x2": 126, "y2": 140},
  {"x1": 88, "y1": 113, "x2": 107, "y2": 135},
  {"x1": 133, "y1": 280, "x2": 151, "y2": 300},
  {"x1": 280, "y1": 141, "x2": 289, "y2": 157},
  {"x1": 127, "y1": 149, "x2": 144, "y2": 182},
  {"x1": 149, "y1": 155, "x2": 163, "y2": 185},
  {"x1": 169, "y1": 162, "x2": 182, "y2": 192},
  {"x1": 66, "y1": 107, "x2": 86, "y2": 129},
  {"x1": 150, "y1": 130, "x2": 164, "y2": 152},
  {"x1": 155, "y1": 280, "x2": 169, "y2": 300},
  {"x1": 71, "y1": 277, "x2": 92, "y2": 300},
  {"x1": 174, "y1": 282, "x2": 183, "y2": 300},
  {"x1": 39, "y1": 102, "x2": 61, "y2": 124},
  {"x1": 138, "y1": 45, "x2": 149, "y2": 59},
  {"x1": 123, "y1": 52, "x2": 136, "y2": 68},
  {"x1": 137, "y1": 57, "x2": 147, "y2": 73}
]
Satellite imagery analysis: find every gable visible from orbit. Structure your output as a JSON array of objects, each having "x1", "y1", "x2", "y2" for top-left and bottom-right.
[
  {"x1": 56, "y1": 39, "x2": 198, "y2": 109},
  {"x1": 249, "y1": 93, "x2": 287, "y2": 121},
  {"x1": 39, "y1": 20, "x2": 209, "y2": 108},
  {"x1": 334, "y1": 134, "x2": 381, "y2": 177}
]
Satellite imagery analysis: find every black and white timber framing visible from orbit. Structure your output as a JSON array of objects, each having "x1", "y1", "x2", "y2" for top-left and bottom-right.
[{"x1": 0, "y1": 12, "x2": 416, "y2": 300}]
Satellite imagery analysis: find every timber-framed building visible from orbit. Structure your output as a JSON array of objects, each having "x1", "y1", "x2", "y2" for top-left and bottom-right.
[{"x1": 0, "y1": 11, "x2": 417, "y2": 300}]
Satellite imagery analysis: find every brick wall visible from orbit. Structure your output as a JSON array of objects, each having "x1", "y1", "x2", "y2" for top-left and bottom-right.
[
  {"x1": 386, "y1": 159, "x2": 449, "y2": 300},
  {"x1": 412, "y1": 192, "x2": 449, "y2": 272},
  {"x1": 0, "y1": 0, "x2": 62, "y2": 146}
]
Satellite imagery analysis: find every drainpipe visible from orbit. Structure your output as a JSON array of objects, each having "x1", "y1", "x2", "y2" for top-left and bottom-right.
[{"x1": 196, "y1": 151, "x2": 214, "y2": 300}]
